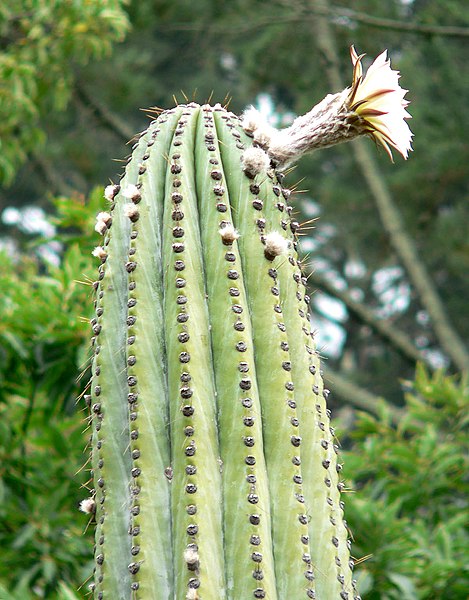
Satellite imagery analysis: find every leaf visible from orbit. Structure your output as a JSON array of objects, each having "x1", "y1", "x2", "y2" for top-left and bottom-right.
[
  {"x1": 57, "y1": 581, "x2": 82, "y2": 600},
  {"x1": 0, "y1": 332, "x2": 29, "y2": 360},
  {"x1": 11, "y1": 524, "x2": 36, "y2": 550},
  {"x1": 388, "y1": 572, "x2": 418, "y2": 599}
]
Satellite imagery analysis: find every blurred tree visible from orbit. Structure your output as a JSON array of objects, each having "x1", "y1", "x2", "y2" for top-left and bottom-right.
[
  {"x1": 0, "y1": 1, "x2": 129, "y2": 185},
  {"x1": 1, "y1": 2, "x2": 468, "y2": 596}
]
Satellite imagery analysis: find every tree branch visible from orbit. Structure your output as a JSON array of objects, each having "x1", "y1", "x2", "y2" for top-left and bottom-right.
[
  {"x1": 33, "y1": 153, "x2": 78, "y2": 197},
  {"x1": 308, "y1": 270, "x2": 430, "y2": 369},
  {"x1": 352, "y1": 141, "x2": 469, "y2": 372},
  {"x1": 163, "y1": 4, "x2": 469, "y2": 38},
  {"x1": 327, "y1": 4, "x2": 469, "y2": 38},
  {"x1": 309, "y1": 0, "x2": 469, "y2": 373}
]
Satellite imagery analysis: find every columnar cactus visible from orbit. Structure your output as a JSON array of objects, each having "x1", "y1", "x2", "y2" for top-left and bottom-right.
[{"x1": 85, "y1": 49, "x2": 412, "y2": 600}]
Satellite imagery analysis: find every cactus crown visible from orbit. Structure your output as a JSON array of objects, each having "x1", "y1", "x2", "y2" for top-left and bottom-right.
[{"x1": 88, "y1": 101, "x2": 358, "y2": 600}]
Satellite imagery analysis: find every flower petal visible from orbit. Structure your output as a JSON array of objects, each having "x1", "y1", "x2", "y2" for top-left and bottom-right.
[{"x1": 348, "y1": 46, "x2": 413, "y2": 159}]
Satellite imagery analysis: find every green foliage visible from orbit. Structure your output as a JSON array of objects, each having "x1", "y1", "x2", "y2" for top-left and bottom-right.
[
  {"x1": 0, "y1": 1, "x2": 129, "y2": 184},
  {"x1": 345, "y1": 366, "x2": 469, "y2": 599},
  {"x1": 0, "y1": 390, "x2": 91, "y2": 598},
  {"x1": 0, "y1": 195, "x2": 100, "y2": 597}
]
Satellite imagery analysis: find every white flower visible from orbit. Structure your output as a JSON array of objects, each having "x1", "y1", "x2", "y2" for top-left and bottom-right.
[
  {"x1": 266, "y1": 46, "x2": 413, "y2": 168},
  {"x1": 348, "y1": 46, "x2": 413, "y2": 160}
]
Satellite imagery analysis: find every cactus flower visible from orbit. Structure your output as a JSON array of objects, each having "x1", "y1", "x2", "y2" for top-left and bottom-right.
[
  {"x1": 348, "y1": 46, "x2": 413, "y2": 160},
  {"x1": 248, "y1": 47, "x2": 412, "y2": 167}
]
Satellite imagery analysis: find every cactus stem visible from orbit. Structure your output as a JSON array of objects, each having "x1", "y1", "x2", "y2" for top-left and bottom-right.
[{"x1": 89, "y1": 102, "x2": 358, "y2": 599}]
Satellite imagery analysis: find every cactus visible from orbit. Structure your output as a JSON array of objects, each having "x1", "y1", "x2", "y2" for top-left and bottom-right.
[{"x1": 85, "y1": 49, "x2": 412, "y2": 600}]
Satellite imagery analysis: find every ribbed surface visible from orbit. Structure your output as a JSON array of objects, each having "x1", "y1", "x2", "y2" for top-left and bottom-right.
[
  {"x1": 125, "y1": 109, "x2": 182, "y2": 597},
  {"x1": 91, "y1": 131, "x2": 148, "y2": 599},
  {"x1": 90, "y1": 103, "x2": 356, "y2": 600}
]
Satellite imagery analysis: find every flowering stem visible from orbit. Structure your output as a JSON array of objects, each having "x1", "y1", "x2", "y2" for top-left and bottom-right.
[{"x1": 309, "y1": 0, "x2": 469, "y2": 372}]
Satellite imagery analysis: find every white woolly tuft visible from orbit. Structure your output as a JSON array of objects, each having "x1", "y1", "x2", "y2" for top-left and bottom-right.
[
  {"x1": 79, "y1": 497, "x2": 96, "y2": 514},
  {"x1": 104, "y1": 184, "x2": 119, "y2": 201},
  {"x1": 96, "y1": 212, "x2": 112, "y2": 224},
  {"x1": 92, "y1": 246, "x2": 107, "y2": 260},
  {"x1": 252, "y1": 122, "x2": 276, "y2": 149},
  {"x1": 241, "y1": 147, "x2": 270, "y2": 178},
  {"x1": 186, "y1": 589, "x2": 199, "y2": 600},
  {"x1": 122, "y1": 184, "x2": 141, "y2": 202},
  {"x1": 218, "y1": 223, "x2": 240, "y2": 245},
  {"x1": 183, "y1": 547, "x2": 200, "y2": 566},
  {"x1": 94, "y1": 220, "x2": 107, "y2": 235},
  {"x1": 95, "y1": 212, "x2": 112, "y2": 235},
  {"x1": 242, "y1": 107, "x2": 265, "y2": 135},
  {"x1": 264, "y1": 231, "x2": 290, "y2": 260},
  {"x1": 124, "y1": 203, "x2": 139, "y2": 220}
]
